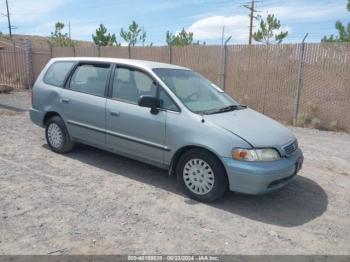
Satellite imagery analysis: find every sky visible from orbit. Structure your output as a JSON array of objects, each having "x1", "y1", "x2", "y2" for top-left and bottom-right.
[{"x1": 0, "y1": 0, "x2": 349, "y2": 45}]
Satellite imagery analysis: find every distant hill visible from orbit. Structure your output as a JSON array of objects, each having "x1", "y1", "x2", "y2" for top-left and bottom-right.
[{"x1": 0, "y1": 34, "x2": 94, "y2": 48}]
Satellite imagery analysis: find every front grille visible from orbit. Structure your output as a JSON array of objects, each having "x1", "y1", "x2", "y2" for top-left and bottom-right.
[{"x1": 283, "y1": 140, "x2": 298, "y2": 155}]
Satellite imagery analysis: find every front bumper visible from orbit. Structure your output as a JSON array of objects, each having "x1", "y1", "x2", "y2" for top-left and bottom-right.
[{"x1": 221, "y1": 148, "x2": 303, "y2": 194}]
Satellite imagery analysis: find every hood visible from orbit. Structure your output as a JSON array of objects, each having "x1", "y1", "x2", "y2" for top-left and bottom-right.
[{"x1": 204, "y1": 108, "x2": 295, "y2": 148}]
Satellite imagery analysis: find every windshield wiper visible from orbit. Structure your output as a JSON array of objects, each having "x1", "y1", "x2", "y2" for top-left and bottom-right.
[
  {"x1": 217, "y1": 105, "x2": 242, "y2": 112},
  {"x1": 201, "y1": 104, "x2": 246, "y2": 115}
]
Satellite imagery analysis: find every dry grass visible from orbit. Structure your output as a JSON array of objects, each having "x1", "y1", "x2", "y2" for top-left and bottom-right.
[
  {"x1": 0, "y1": 110, "x2": 19, "y2": 116},
  {"x1": 0, "y1": 34, "x2": 94, "y2": 48},
  {"x1": 296, "y1": 104, "x2": 345, "y2": 132}
]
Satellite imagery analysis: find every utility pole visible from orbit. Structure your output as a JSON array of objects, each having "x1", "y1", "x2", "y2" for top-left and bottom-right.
[
  {"x1": 5, "y1": 0, "x2": 12, "y2": 38},
  {"x1": 243, "y1": 0, "x2": 260, "y2": 45},
  {"x1": 248, "y1": 0, "x2": 254, "y2": 44}
]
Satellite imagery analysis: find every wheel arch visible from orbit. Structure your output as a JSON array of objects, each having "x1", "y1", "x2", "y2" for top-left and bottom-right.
[
  {"x1": 169, "y1": 145, "x2": 228, "y2": 181},
  {"x1": 43, "y1": 111, "x2": 61, "y2": 126}
]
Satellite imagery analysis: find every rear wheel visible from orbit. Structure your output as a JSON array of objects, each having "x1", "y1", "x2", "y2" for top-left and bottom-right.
[
  {"x1": 45, "y1": 116, "x2": 74, "y2": 153},
  {"x1": 176, "y1": 149, "x2": 227, "y2": 202}
]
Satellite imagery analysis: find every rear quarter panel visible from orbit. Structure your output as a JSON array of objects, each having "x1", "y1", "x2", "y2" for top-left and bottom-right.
[{"x1": 31, "y1": 59, "x2": 67, "y2": 126}]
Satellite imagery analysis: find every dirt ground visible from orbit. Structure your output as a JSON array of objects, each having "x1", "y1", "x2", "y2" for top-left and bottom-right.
[{"x1": 0, "y1": 91, "x2": 350, "y2": 255}]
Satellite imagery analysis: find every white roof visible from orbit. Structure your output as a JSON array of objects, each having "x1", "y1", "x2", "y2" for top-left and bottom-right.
[{"x1": 51, "y1": 57, "x2": 190, "y2": 70}]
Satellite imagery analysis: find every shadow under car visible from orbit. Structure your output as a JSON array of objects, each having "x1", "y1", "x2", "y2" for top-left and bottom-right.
[{"x1": 42, "y1": 143, "x2": 328, "y2": 228}]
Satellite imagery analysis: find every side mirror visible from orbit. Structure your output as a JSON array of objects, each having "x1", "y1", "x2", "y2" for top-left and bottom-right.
[{"x1": 138, "y1": 96, "x2": 160, "y2": 114}]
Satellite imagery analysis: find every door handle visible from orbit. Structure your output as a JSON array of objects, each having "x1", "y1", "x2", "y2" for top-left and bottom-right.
[
  {"x1": 61, "y1": 98, "x2": 70, "y2": 103},
  {"x1": 110, "y1": 111, "x2": 120, "y2": 117}
]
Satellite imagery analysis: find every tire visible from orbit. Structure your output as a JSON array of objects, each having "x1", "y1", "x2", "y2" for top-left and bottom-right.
[
  {"x1": 176, "y1": 149, "x2": 228, "y2": 202},
  {"x1": 45, "y1": 116, "x2": 74, "y2": 153}
]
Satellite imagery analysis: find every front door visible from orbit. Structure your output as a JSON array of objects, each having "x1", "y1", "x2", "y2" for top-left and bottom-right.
[
  {"x1": 106, "y1": 66, "x2": 166, "y2": 166},
  {"x1": 61, "y1": 62, "x2": 111, "y2": 147}
]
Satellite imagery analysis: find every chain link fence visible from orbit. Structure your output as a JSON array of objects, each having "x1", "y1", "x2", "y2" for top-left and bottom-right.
[{"x1": 1, "y1": 41, "x2": 349, "y2": 131}]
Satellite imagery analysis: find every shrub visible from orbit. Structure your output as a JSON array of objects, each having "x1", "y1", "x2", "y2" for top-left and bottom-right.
[{"x1": 0, "y1": 85, "x2": 14, "y2": 93}]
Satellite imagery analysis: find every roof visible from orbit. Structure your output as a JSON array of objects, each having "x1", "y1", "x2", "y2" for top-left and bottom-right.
[{"x1": 51, "y1": 57, "x2": 190, "y2": 70}]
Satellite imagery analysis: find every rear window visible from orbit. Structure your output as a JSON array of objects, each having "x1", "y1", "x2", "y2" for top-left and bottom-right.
[
  {"x1": 44, "y1": 61, "x2": 75, "y2": 87},
  {"x1": 70, "y1": 63, "x2": 110, "y2": 97}
]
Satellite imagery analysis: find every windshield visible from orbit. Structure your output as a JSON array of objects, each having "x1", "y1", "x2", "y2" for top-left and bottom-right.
[{"x1": 153, "y1": 68, "x2": 240, "y2": 114}]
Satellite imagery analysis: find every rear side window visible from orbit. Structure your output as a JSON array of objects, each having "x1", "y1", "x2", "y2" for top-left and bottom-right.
[
  {"x1": 70, "y1": 63, "x2": 110, "y2": 97},
  {"x1": 44, "y1": 61, "x2": 75, "y2": 87}
]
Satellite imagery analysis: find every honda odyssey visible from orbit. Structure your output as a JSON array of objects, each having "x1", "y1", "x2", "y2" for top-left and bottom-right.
[{"x1": 30, "y1": 57, "x2": 303, "y2": 202}]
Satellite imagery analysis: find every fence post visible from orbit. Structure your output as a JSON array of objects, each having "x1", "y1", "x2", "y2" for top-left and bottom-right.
[
  {"x1": 72, "y1": 45, "x2": 76, "y2": 57},
  {"x1": 24, "y1": 40, "x2": 34, "y2": 89},
  {"x1": 219, "y1": 36, "x2": 232, "y2": 90},
  {"x1": 222, "y1": 42, "x2": 229, "y2": 90},
  {"x1": 97, "y1": 45, "x2": 101, "y2": 57},
  {"x1": 49, "y1": 45, "x2": 53, "y2": 58},
  {"x1": 219, "y1": 48, "x2": 224, "y2": 88},
  {"x1": 168, "y1": 44, "x2": 172, "y2": 64},
  {"x1": 128, "y1": 45, "x2": 131, "y2": 59},
  {"x1": 293, "y1": 33, "x2": 308, "y2": 126}
]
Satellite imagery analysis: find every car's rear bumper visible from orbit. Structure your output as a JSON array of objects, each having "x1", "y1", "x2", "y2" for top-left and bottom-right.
[
  {"x1": 221, "y1": 149, "x2": 303, "y2": 194},
  {"x1": 29, "y1": 107, "x2": 45, "y2": 127}
]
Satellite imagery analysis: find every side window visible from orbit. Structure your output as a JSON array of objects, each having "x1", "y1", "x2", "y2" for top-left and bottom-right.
[
  {"x1": 69, "y1": 63, "x2": 110, "y2": 97},
  {"x1": 159, "y1": 89, "x2": 179, "y2": 112},
  {"x1": 44, "y1": 61, "x2": 75, "y2": 87},
  {"x1": 112, "y1": 67, "x2": 157, "y2": 103}
]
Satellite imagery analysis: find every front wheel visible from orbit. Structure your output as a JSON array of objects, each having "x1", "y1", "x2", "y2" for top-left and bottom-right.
[
  {"x1": 176, "y1": 149, "x2": 228, "y2": 202},
  {"x1": 45, "y1": 116, "x2": 74, "y2": 153}
]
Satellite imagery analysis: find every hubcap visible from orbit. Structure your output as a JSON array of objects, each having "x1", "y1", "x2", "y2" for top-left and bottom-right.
[
  {"x1": 47, "y1": 123, "x2": 63, "y2": 149},
  {"x1": 183, "y1": 158, "x2": 214, "y2": 195}
]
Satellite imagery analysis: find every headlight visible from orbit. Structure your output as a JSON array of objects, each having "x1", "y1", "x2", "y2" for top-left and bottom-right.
[{"x1": 232, "y1": 148, "x2": 280, "y2": 161}]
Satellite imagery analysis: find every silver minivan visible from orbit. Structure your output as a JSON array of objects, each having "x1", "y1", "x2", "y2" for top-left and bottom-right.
[{"x1": 30, "y1": 57, "x2": 303, "y2": 202}]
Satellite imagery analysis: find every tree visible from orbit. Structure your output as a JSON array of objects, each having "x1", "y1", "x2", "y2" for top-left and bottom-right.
[
  {"x1": 48, "y1": 22, "x2": 74, "y2": 47},
  {"x1": 322, "y1": 0, "x2": 350, "y2": 42},
  {"x1": 92, "y1": 24, "x2": 118, "y2": 46},
  {"x1": 322, "y1": 22, "x2": 350, "y2": 42},
  {"x1": 166, "y1": 28, "x2": 194, "y2": 46},
  {"x1": 253, "y1": 14, "x2": 288, "y2": 45},
  {"x1": 120, "y1": 20, "x2": 142, "y2": 46},
  {"x1": 140, "y1": 28, "x2": 146, "y2": 46}
]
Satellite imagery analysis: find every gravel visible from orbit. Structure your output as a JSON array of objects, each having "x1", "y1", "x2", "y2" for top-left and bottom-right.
[{"x1": 0, "y1": 91, "x2": 349, "y2": 255}]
